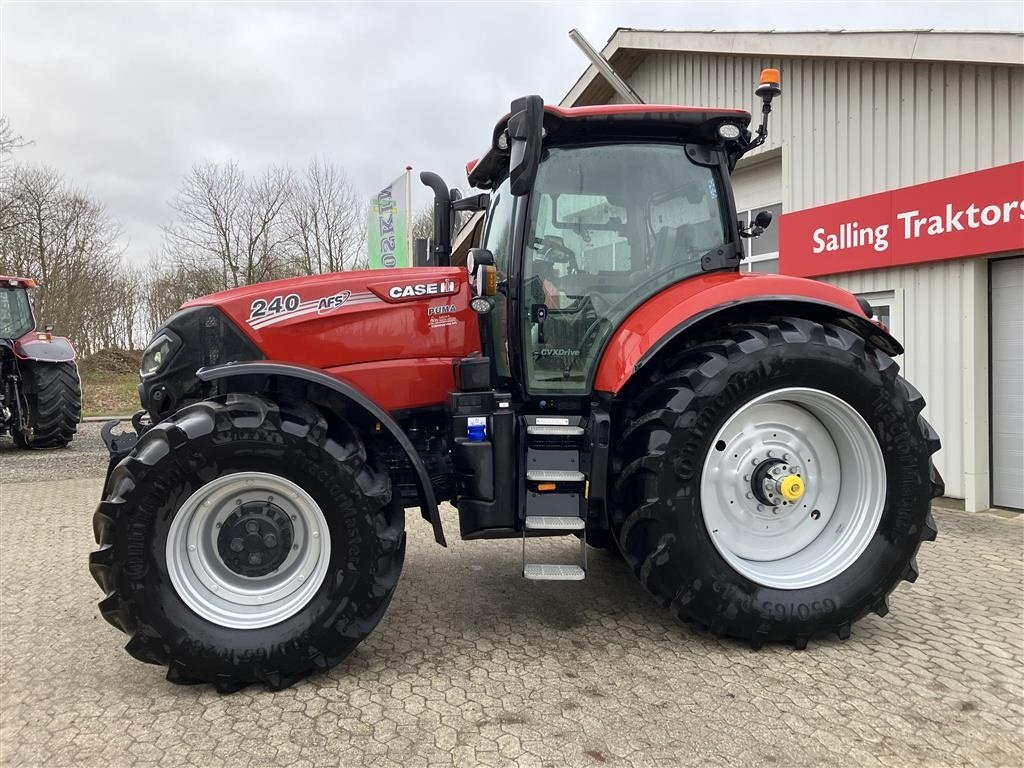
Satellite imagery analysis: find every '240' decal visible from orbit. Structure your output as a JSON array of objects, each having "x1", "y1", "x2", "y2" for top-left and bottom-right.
[{"x1": 249, "y1": 293, "x2": 300, "y2": 320}]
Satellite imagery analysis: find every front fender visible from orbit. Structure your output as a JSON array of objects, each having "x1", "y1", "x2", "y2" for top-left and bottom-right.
[
  {"x1": 196, "y1": 360, "x2": 446, "y2": 547},
  {"x1": 594, "y1": 271, "x2": 902, "y2": 394}
]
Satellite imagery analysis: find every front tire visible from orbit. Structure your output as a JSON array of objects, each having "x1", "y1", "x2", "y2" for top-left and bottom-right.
[
  {"x1": 90, "y1": 393, "x2": 405, "y2": 691},
  {"x1": 612, "y1": 317, "x2": 942, "y2": 648}
]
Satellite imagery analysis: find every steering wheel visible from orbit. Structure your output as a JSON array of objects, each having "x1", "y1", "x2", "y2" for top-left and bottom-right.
[{"x1": 538, "y1": 237, "x2": 580, "y2": 276}]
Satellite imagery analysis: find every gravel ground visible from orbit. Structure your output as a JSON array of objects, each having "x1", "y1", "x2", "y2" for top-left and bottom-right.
[
  {"x1": 0, "y1": 421, "x2": 111, "y2": 484},
  {"x1": 1, "y1": 442, "x2": 1022, "y2": 767}
]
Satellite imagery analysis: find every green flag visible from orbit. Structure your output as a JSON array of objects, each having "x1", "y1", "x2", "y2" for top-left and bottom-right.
[{"x1": 367, "y1": 172, "x2": 410, "y2": 269}]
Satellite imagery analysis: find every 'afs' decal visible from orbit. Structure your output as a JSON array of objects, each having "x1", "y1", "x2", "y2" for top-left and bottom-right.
[
  {"x1": 317, "y1": 290, "x2": 352, "y2": 314},
  {"x1": 248, "y1": 290, "x2": 381, "y2": 330}
]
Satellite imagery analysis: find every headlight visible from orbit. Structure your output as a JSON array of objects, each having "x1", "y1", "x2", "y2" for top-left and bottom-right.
[
  {"x1": 718, "y1": 123, "x2": 742, "y2": 140},
  {"x1": 140, "y1": 332, "x2": 179, "y2": 377}
]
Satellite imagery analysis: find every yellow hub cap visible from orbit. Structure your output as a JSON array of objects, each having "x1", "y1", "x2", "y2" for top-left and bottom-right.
[{"x1": 779, "y1": 474, "x2": 805, "y2": 501}]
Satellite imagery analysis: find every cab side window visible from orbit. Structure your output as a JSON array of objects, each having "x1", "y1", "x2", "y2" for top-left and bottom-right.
[{"x1": 481, "y1": 179, "x2": 514, "y2": 378}]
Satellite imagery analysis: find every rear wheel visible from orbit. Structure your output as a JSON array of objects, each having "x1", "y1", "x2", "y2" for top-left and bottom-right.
[
  {"x1": 612, "y1": 317, "x2": 942, "y2": 648},
  {"x1": 14, "y1": 360, "x2": 81, "y2": 448},
  {"x1": 90, "y1": 393, "x2": 405, "y2": 691}
]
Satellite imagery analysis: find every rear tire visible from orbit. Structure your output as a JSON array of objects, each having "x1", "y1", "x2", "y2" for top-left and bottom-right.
[
  {"x1": 611, "y1": 317, "x2": 942, "y2": 648},
  {"x1": 90, "y1": 393, "x2": 405, "y2": 691},
  {"x1": 15, "y1": 360, "x2": 81, "y2": 448}
]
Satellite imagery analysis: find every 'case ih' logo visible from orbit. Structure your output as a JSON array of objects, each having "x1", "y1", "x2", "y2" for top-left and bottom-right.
[{"x1": 387, "y1": 279, "x2": 457, "y2": 300}]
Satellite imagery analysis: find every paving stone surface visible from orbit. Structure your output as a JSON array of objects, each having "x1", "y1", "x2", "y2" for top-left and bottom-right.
[{"x1": 0, "y1": 472, "x2": 1021, "y2": 767}]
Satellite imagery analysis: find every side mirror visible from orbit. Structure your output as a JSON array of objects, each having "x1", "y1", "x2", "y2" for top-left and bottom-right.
[
  {"x1": 740, "y1": 210, "x2": 773, "y2": 239},
  {"x1": 466, "y1": 248, "x2": 494, "y2": 277},
  {"x1": 507, "y1": 95, "x2": 544, "y2": 197},
  {"x1": 466, "y1": 248, "x2": 498, "y2": 298}
]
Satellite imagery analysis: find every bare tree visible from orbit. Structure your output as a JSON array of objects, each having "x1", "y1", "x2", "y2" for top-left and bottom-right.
[
  {"x1": 141, "y1": 262, "x2": 222, "y2": 335},
  {"x1": 412, "y1": 202, "x2": 434, "y2": 241},
  {"x1": 162, "y1": 161, "x2": 298, "y2": 291},
  {"x1": 0, "y1": 164, "x2": 128, "y2": 354},
  {"x1": 0, "y1": 116, "x2": 31, "y2": 188},
  {"x1": 287, "y1": 158, "x2": 367, "y2": 275}
]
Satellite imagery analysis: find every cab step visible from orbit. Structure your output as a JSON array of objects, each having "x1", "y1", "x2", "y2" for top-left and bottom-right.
[
  {"x1": 523, "y1": 564, "x2": 585, "y2": 581},
  {"x1": 525, "y1": 469, "x2": 585, "y2": 482},
  {"x1": 526, "y1": 425, "x2": 585, "y2": 437},
  {"x1": 525, "y1": 515, "x2": 585, "y2": 531}
]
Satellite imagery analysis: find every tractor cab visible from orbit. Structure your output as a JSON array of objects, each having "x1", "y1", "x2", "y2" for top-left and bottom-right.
[
  {"x1": 468, "y1": 104, "x2": 750, "y2": 396},
  {"x1": 429, "y1": 73, "x2": 784, "y2": 577},
  {"x1": 0, "y1": 277, "x2": 36, "y2": 343}
]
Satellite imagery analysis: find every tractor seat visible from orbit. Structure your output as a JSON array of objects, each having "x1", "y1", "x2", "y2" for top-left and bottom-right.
[{"x1": 651, "y1": 224, "x2": 700, "y2": 273}]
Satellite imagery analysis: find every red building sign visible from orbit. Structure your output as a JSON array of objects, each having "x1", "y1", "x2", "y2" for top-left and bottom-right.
[{"x1": 779, "y1": 162, "x2": 1024, "y2": 277}]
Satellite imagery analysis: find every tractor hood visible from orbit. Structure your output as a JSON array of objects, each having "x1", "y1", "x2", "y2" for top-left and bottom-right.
[
  {"x1": 139, "y1": 267, "x2": 481, "y2": 419},
  {"x1": 182, "y1": 267, "x2": 478, "y2": 371}
]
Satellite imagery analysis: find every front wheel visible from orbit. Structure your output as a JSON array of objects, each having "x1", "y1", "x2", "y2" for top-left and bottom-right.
[
  {"x1": 612, "y1": 317, "x2": 942, "y2": 648},
  {"x1": 90, "y1": 394, "x2": 405, "y2": 691}
]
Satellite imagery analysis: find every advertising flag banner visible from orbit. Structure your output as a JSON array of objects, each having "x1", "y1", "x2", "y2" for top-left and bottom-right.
[{"x1": 368, "y1": 172, "x2": 411, "y2": 269}]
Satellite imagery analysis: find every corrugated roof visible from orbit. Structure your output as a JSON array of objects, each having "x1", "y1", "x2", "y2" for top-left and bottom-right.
[{"x1": 563, "y1": 28, "x2": 1024, "y2": 106}]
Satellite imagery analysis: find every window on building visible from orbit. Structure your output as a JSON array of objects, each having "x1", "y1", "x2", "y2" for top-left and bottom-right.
[
  {"x1": 855, "y1": 289, "x2": 904, "y2": 354},
  {"x1": 738, "y1": 202, "x2": 782, "y2": 274}
]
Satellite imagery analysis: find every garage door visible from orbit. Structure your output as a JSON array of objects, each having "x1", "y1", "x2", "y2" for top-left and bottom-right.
[{"x1": 991, "y1": 256, "x2": 1024, "y2": 510}]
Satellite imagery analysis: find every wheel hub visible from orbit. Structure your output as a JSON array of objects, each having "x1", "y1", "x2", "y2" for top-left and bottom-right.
[
  {"x1": 700, "y1": 388, "x2": 885, "y2": 590},
  {"x1": 750, "y1": 458, "x2": 805, "y2": 507},
  {"x1": 165, "y1": 472, "x2": 331, "y2": 630},
  {"x1": 217, "y1": 501, "x2": 294, "y2": 577}
]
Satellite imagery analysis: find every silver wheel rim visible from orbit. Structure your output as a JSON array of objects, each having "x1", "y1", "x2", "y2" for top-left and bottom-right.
[
  {"x1": 166, "y1": 471, "x2": 331, "y2": 629},
  {"x1": 700, "y1": 387, "x2": 885, "y2": 590}
]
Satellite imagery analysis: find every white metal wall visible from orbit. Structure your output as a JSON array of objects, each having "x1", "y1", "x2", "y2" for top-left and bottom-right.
[
  {"x1": 821, "y1": 261, "x2": 971, "y2": 498},
  {"x1": 618, "y1": 49, "x2": 1024, "y2": 507},
  {"x1": 732, "y1": 154, "x2": 783, "y2": 212},
  {"x1": 624, "y1": 53, "x2": 1024, "y2": 207}
]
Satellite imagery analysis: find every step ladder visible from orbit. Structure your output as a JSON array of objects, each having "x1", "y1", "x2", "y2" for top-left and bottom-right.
[{"x1": 521, "y1": 419, "x2": 588, "y2": 581}]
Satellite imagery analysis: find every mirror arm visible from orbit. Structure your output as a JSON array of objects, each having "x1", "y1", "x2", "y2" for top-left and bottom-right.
[{"x1": 452, "y1": 193, "x2": 490, "y2": 212}]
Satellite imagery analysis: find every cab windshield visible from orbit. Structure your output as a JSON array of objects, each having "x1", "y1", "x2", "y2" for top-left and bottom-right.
[
  {"x1": 0, "y1": 288, "x2": 34, "y2": 340},
  {"x1": 521, "y1": 143, "x2": 728, "y2": 393}
]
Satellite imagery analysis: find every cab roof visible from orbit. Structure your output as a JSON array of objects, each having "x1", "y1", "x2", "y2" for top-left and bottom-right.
[
  {"x1": 0, "y1": 276, "x2": 37, "y2": 289},
  {"x1": 467, "y1": 103, "x2": 751, "y2": 189}
]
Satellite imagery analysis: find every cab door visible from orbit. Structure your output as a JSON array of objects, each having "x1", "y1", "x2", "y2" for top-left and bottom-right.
[{"x1": 477, "y1": 177, "x2": 515, "y2": 382}]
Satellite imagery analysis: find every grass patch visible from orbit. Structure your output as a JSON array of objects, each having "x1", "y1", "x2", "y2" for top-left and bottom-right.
[{"x1": 80, "y1": 371, "x2": 139, "y2": 417}]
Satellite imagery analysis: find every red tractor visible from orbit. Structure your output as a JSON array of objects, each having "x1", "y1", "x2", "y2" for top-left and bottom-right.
[
  {"x1": 92, "y1": 72, "x2": 941, "y2": 692},
  {"x1": 0, "y1": 276, "x2": 81, "y2": 449}
]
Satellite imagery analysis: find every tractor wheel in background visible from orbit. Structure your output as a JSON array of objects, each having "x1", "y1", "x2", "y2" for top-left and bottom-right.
[
  {"x1": 612, "y1": 316, "x2": 942, "y2": 649},
  {"x1": 90, "y1": 393, "x2": 405, "y2": 692},
  {"x1": 579, "y1": 528, "x2": 623, "y2": 556},
  {"x1": 14, "y1": 360, "x2": 81, "y2": 449}
]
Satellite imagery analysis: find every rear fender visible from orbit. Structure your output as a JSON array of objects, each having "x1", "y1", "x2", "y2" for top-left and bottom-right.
[
  {"x1": 13, "y1": 333, "x2": 76, "y2": 363},
  {"x1": 196, "y1": 361, "x2": 446, "y2": 547},
  {"x1": 594, "y1": 272, "x2": 903, "y2": 395}
]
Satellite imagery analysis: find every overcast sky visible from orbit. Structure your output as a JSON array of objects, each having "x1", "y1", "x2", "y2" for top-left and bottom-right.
[{"x1": 2, "y1": 1, "x2": 1022, "y2": 265}]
